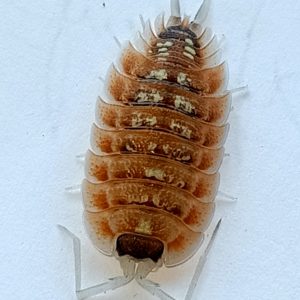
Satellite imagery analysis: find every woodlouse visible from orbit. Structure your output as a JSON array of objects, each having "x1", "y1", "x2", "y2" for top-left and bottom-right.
[{"x1": 60, "y1": 0, "x2": 242, "y2": 299}]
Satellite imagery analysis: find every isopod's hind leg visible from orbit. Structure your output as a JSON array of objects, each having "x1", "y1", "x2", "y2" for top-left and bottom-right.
[
  {"x1": 184, "y1": 219, "x2": 222, "y2": 300},
  {"x1": 58, "y1": 225, "x2": 134, "y2": 300}
]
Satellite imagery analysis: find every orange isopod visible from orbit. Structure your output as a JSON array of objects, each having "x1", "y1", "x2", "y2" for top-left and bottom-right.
[{"x1": 59, "y1": 0, "x2": 240, "y2": 299}]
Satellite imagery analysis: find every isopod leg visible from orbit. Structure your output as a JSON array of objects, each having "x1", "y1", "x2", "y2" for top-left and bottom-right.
[
  {"x1": 217, "y1": 190, "x2": 238, "y2": 202},
  {"x1": 98, "y1": 75, "x2": 105, "y2": 83},
  {"x1": 58, "y1": 225, "x2": 134, "y2": 300},
  {"x1": 227, "y1": 85, "x2": 248, "y2": 115},
  {"x1": 65, "y1": 184, "x2": 81, "y2": 194},
  {"x1": 184, "y1": 218, "x2": 222, "y2": 300},
  {"x1": 113, "y1": 36, "x2": 122, "y2": 48},
  {"x1": 217, "y1": 34, "x2": 226, "y2": 49},
  {"x1": 76, "y1": 153, "x2": 85, "y2": 164},
  {"x1": 230, "y1": 85, "x2": 248, "y2": 95}
]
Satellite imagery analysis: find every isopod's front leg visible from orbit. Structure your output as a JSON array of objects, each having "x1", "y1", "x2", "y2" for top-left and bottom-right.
[{"x1": 58, "y1": 225, "x2": 134, "y2": 300}]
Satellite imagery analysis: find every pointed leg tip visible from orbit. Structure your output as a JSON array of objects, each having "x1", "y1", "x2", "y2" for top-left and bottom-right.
[
  {"x1": 57, "y1": 224, "x2": 64, "y2": 230},
  {"x1": 216, "y1": 218, "x2": 222, "y2": 228}
]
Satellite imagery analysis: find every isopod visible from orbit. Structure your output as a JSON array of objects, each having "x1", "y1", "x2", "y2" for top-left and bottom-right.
[{"x1": 60, "y1": 0, "x2": 241, "y2": 299}]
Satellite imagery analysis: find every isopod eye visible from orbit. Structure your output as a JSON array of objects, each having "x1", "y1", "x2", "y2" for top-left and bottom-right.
[{"x1": 116, "y1": 233, "x2": 164, "y2": 262}]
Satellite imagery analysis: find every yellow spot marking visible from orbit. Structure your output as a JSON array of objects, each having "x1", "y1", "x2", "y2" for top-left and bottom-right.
[
  {"x1": 170, "y1": 120, "x2": 192, "y2": 139},
  {"x1": 174, "y1": 95, "x2": 195, "y2": 114},
  {"x1": 145, "y1": 168, "x2": 165, "y2": 181},
  {"x1": 131, "y1": 113, "x2": 143, "y2": 127},
  {"x1": 177, "y1": 72, "x2": 192, "y2": 85},
  {"x1": 146, "y1": 69, "x2": 168, "y2": 80},
  {"x1": 158, "y1": 52, "x2": 169, "y2": 57},
  {"x1": 185, "y1": 38, "x2": 194, "y2": 46},
  {"x1": 157, "y1": 41, "x2": 173, "y2": 48},
  {"x1": 164, "y1": 41, "x2": 173, "y2": 47},
  {"x1": 181, "y1": 154, "x2": 191, "y2": 161},
  {"x1": 145, "y1": 116, "x2": 157, "y2": 126},
  {"x1": 135, "y1": 219, "x2": 152, "y2": 235},
  {"x1": 136, "y1": 90, "x2": 163, "y2": 103},
  {"x1": 158, "y1": 47, "x2": 168, "y2": 52},
  {"x1": 183, "y1": 52, "x2": 194, "y2": 60},
  {"x1": 125, "y1": 142, "x2": 137, "y2": 152},
  {"x1": 184, "y1": 46, "x2": 196, "y2": 55},
  {"x1": 148, "y1": 142, "x2": 157, "y2": 152},
  {"x1": 141, "y1": 195, "x2": 149, "y2": 203},
  {"x1": 152, "y1": 196, "x2": 160, "y2": 207},
  {"x1": 131, "y1": 113, "x2": 157, "y2": 127},
  {"x1": 163, "y1": 144, "x2": 171, "y2": 154}
]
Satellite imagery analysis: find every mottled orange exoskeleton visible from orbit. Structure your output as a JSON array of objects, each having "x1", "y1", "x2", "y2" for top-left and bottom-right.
[{"x1": 61, "y1": 1, "x2": 234, "y2": 299}]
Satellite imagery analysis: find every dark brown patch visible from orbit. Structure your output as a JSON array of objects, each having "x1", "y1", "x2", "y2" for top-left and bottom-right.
[
  {"x1": 159, "y1": 26, "x2": 197, "y2": 44},
  {"x1": 116, "y1": 233, "x2": 164, "y2": 262}
]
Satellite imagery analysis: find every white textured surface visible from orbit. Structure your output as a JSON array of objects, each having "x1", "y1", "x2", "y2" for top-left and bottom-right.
[{"x1": 1, "y1": 0, "x2": 300, "y2": 299}]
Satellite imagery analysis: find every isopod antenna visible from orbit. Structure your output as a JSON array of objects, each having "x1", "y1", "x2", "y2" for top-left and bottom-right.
[
  {"x1": 194, "y1": 0, "x2": 211, "y2": 24},
  {"x1": 170, "y1": 0, "x2": 181, "y2": 18}
]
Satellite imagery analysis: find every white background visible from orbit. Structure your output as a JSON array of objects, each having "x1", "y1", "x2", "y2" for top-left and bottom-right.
[{"x1": 1, "y1": 0, "x2": 300, "y2": 299}]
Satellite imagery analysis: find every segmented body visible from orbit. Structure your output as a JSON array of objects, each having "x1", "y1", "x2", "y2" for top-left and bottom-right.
[{"x1": 83, "y1": 12, "x2": 229, "y2": 267}]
